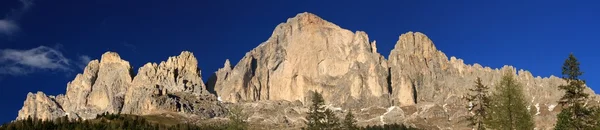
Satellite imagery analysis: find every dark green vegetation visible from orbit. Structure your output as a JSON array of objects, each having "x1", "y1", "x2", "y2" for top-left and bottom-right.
[
  {"x1": 462, "y1": 53, "x2": 600, "y2": 130},
  {"x1": 0, "y1": 110, "x2": 250, "y2": 130},
  {"x1": 361, "y1": 124, "x2": 419, "y2": 130},
  {"x1": 226, "y1": 104, "x2": 248, "y2": 130},
  {"x1": 0, "y1": 113, "x2": 226, "y2": 130},
  {"x1": 486, "y1": 72, "x2": 535, "y2": 129},
  {"x1": 464, "y1": 72, "x2": 535, "y2": 130},
  {"x1": 304, "y1": 91, "x2": 420, "y2": 130},
  {"x1": 554, "y1": 53, "x2": 600, "y2": 130},
  {"x1": 465, "y1": 77, "x2": 491, "y2": 130},
  {"x1": 304, "y1": 91, "x2": 342, "y2": 130},
  {"x1": 342, "y1": 112, "x2": 358, "y2": 130}
]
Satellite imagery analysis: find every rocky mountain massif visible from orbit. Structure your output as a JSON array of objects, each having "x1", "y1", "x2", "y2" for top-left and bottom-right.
[
  {"x1": 17, "y1": 52, "x2": 225, "y2": 122},
  {"x1": 17, "y1": 12, "x2": 599, "y2": 129}
]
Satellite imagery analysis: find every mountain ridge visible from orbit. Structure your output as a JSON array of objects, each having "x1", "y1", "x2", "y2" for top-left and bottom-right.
[{"x1": 15, "y1": 12, "x2": 599, "y2": 129}]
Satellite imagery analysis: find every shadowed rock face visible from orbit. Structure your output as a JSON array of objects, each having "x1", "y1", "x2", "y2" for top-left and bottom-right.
[
  {"x1": 122, "y1": 51, "x2": 224, "y2": 118},
  {"x1": 17, "y1": 51, "x2": 224, "y2": 121},
  {"x1": 16, "y1": 12, "x2": 600, "y2": 129}
]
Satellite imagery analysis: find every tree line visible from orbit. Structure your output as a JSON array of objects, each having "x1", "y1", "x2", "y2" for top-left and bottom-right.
[
  {"x1": 465, "y1": 53, "x2": 600, "y2": 130},
  {"x1": 0, "y1": 108, "x2": 250, "y2": 130},
  {"x1": 0, "y1": 113, "x2": 226, "y2": 130},
  {"x1": 303, "y1": 91, "x2": 419, "y2": 130}
]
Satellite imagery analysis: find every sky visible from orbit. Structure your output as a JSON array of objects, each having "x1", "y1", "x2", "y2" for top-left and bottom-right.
[{"x1": 0, "y1": 0, "x2": 599, "y2": 123}]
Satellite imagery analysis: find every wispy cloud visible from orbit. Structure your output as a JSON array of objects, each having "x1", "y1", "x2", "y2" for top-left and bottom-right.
[
  {"x1": 0, "y1": 20, "x2": 19, "y2": 36},
  {"x1": 77, "y1": 55, "x2": 91, "y2": 69},
  {"x1": 0, "y1": 0, "x2": 35, "y2": 36},
  {"x1": 0, "y1": 46, "x2": 72, "y2": 76}
]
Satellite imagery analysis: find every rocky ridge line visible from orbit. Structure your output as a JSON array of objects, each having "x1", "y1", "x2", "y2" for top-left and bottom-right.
[
  {"x1": 17, "y1": 12, "x2": 599, "y2": 129},
  {"x1": 207, "y1": 12, "x2": 599, "y2": 129},
  {"x1": 17, "y1": 51, "x2": 224, "y2": 121}
]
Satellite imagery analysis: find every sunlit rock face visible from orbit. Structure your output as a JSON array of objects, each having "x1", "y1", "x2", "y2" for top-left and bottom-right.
[
  {"x1": 385, "y1": 31, "x2": 596, "y2": 129},
  {"x1": 17, "y1": 52, "x2": 224, "y2": 121},
  {"x1": 18, "y1": 52, "x2": 133, "y2": 120},
  {"x1": 208, "y1": 12, "x2": 391, "y2": 109},
  {"x1": 208, "y1": 12, "x2": 599, "y2": 129},
  {"x1": 17, "y1": 92, "x2": 65, "y2": 121},
  {"x1": 16, "y1": 12, "x2": 600, "y2": 129},
  {"x1": 122, "y1": 51, "x2": 224, "y2": 118}
]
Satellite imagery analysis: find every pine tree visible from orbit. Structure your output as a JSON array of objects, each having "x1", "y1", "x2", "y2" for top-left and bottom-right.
[
  {"x1": 554, "y1": 109, "x2": 573, "y2": 130},
  {"x1": 306, "y1": 91, "x2": 325, "y2": 130},
  {"x1": 486, "y1": 72, "x2": 535, "y2": 130},
  {"x1": 227, "y1": 104, "x2": 248, "y2": 130},
  {"x1": 342, "y1": 111, "x2": 358, "y2": 130},
  {"x1": 465, "y1": 77, "x2": 491, "y2": 130},
  {"x1": 555, "y1": 53, "x2": 597, "y2": 129},
  {"x1": 304, "y1": 91, "x2": 341, "y2": 130}
]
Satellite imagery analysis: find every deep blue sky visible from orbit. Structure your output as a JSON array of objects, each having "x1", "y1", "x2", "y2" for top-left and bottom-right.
[{"x1": 0, "y1": 0, "x2": 598, "y2": 123}]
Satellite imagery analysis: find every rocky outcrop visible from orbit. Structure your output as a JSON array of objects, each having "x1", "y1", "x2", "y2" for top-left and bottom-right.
[
  {"x1": 84, "y1": 52, "x2": 133, "y2": 117},
  {"x1": 209, "y1": 12, "x2": 599, "y2": 129},
  {"x1": 209, "y1": 12, "x2": 391, "y2": 109},
  {"x1": 60, "y1": 59, "x2": 100, "y2": 119},
  {"x1": 385, "y1": 31, "x2": 600, "y2": 128},
  {"x1": 16, "y1": 92, "x2": 65, "y2": 121},
  {"x1": 18, "y1": 52, "x2": 133, "y2": 120},
  {"x1": 388, "y1": 32, "x2": 444, "y2": 106},
  {"x1": 17, "y1": 51, "x2": 224, "y2": 121},
  {"x1": 122, "y1": 51, "x2": 224, "y2": 118}
]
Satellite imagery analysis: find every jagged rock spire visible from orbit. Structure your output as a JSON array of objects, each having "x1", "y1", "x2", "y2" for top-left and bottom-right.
[{"x1": 17, "y1": 51, "x2": 224, "y2": 121}]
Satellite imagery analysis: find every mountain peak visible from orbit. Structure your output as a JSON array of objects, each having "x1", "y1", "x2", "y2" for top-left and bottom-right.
[
  {"x1": 100, "y1": 51, "x2": 129, "y2": 65},
  {"x1": 283, "y1": 12, "x2": 338, "y2": 28}
]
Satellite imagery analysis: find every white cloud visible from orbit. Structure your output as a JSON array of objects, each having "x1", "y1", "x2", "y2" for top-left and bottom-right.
[
  {"x1": 0, "y1": 0, "x2": 35, "y2": 36},
  {"x1": 0, "y1": 20, "x2": 19, "y2": 35},
  {"x1": 77, "y1": 55, "x2": 91, "y2": 69},
  {"x1": 0, "y1": 46, "x2": 72, "y2": 75},
  {"x1": 0, "y1": 66, "x2": 31, "y2": 76}
]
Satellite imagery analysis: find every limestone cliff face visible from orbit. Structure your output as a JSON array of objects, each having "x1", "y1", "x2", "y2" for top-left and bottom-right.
[
  {"x1": 385, "y1": 32, "x2": 599, "y2": 129},
  {"x1": 209, "y1": 13, "x2": 599, "y2": 129},
  {"x1": 122, "y1": 51, "x2": 224, "y2": 118},
  {"x1": 86, "y1": 52, "x2": 133, "y2": 117},
  {"x1": 15, "y1": 12, "x2": 600, "y2": 129},
  {"x1": 17, "y1": 92, "x2": 65, "y2": 121},
  {"x1": 19, "y1": 52, "x2": 134, "y2": 120},
  {"x1": 208, "y1": 12, "x2": 391, "y2": 108},
  {"x1": 17, "y1": 51, "x2": 224, "y2": 121},
  {"x1": 388, "y1": 32, "x2": 445, "y2": 106},
  {"x1": 60, "y1": 59, "x2": 100, "y2": 119}
]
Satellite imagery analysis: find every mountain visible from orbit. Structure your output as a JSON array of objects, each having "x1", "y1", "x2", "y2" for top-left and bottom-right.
[
  {"x1": 17, "y1": 52, "x2": 225, "y2": 122},
  {"x1": 15, "y1": 12, "x2": 599, "y2": 129},
  {"x1": 207, "y1": 13, "x2": 390, "y2": 109}
]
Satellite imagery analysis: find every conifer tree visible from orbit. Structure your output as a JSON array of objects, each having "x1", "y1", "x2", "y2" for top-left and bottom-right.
[
  {"x1": 227, "y1": 104, "x2": 248, "y2": 130},
  {"x1": 486, "y1": 72, "x2": 534, "y2": 130},
  {"x1": 555, "y1": 53, "x2": 598, "y2": 129},
  {"x1": 304, "y1": 91, "x2": 341, "y2": 130},
  {"x1": 342, "y1": 111, "x2": 358, "y2": 130},
  {"x1": 465, "y1": 77, "x2": 490, "y2": 130}
]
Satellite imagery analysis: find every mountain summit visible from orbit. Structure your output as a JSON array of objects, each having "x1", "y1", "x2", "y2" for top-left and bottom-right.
[{"x1": 17, "y1": 12, "x2": 599, "y2": 129}]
